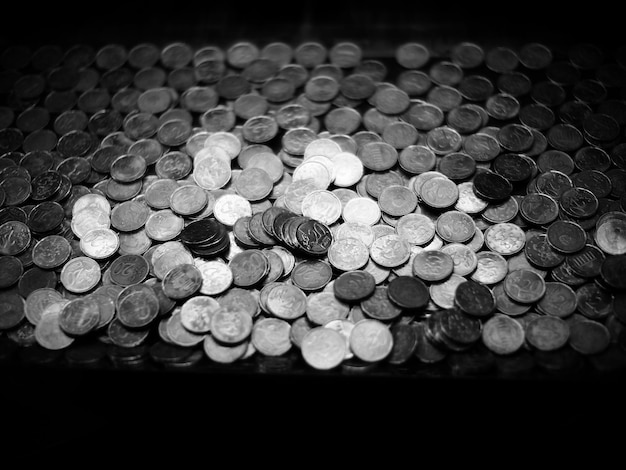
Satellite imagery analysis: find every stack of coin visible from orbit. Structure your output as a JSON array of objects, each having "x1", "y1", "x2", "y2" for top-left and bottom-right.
[{"x1": 1, "y1": 37, "x2": 626, "y2": 376}]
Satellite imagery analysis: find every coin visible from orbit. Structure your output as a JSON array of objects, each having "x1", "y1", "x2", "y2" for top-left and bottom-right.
[
  {"x1": 484, "y1": 223, "x2": 526, "y2": 256},
  {"x1": 34, "y1": 302, "x2": 74, "y2": 350},
  {"x1": 349, "y1": 319, "x2": 393, "y2": 362},
  {"x1": 80, "y1": 228, "x2": 119, "y2": 259},
  {"x1": 251, "y1": 317, "x2": 291, "y2": 356},
  {"x1": 387, "y1": 275, "x2": 429, "y2": 310},
  {"x1": 481, "y1": 314, "x2": 525, "y2": 355},
  {"x1": 306, "y1": 292, "x2": 350, "y2": 325},
  {"x1": 525, "y1": 316, "x2": 570, "y2": 351},
  {"x1": 301, "y1": 327, "x2": 346, "y2": 370},
  {"x1": 209, "y1": 306, "x2": 253, "y2": 345},
  {"x1": 162, "y1": 263, "x2": 203, "y2": 299},
  {"x1": 58, "y1": 296, "x2": 101, "y2": 336},
  {"x1": 203, "y1": 334, "x2": 247, "y2": 363},
  {"x1": 60, "y1": 256, "x2": 100, "y2": 293},
  {"x1": 454, "y1": 280, "x2": 495, "y2": 317},
  {"x1": 263, "y1": 283, "x2": 306, "y2": 320},
  {"x1": 332, "y1": 270, "x2": 376, "y2": 303},
  {"x1": 179, "y1": 296, "x2": 220, "y2": 334},
  {"x1": 470, "y1": 251, "x2": 508, "y2": 285},
  {"x1": 569, "y1": 320, "x2": 610, "y2": 355}
]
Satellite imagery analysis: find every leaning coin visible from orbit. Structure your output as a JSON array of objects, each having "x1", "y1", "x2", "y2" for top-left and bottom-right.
[
  {"x1": 251, "y1": 317, "x2": 292, "y2": 356},
  {"x1": 210, "y1": 306, "x2": 253, "y2": 344},
  {"x1": 162, "y1": 263, "x2": 203, "y2": 299},
  {"x1": 203, "y1": 334, "x2": 248, "y2": 364},
  {"x1": 25, "y1": 287, "x2": 65, "y2": 325},
  {"x1": 166, "y1": 310, "x2": 206, "y2": 347},
  {"x1": 34, "y1": 302, "x2": 74, "y2": 350},
  {"x1": 58, "y1": 296, "x2": 101, "y2": 336},
  {"x1": 568, "y1": 320, "x2": 610, "y2": 355},
  {"x1": 349, "y1": 319, "x2": 393, "y2": 362},
  {"x1": 481, "y1": 314, "x2": 525, "y2": 355},
  {"x1": 525, "y1": 315, "x2": 570, "y2": 351},
  {"x1": 301, "y1": 327, "x2": 347, "y2": 370}
]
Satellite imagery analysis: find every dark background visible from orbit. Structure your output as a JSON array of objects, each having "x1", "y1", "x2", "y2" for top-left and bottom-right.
[{"x1": 2, "y1": 0, "x2": 626, "y2": 455}]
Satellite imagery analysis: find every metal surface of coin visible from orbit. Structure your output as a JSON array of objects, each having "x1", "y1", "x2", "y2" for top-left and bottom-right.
[
  {"x1": 482, "y1": 314, "x2": 525, "y2": 355},
  {"x1": 180, "y1": 295, "x2": 221, "y2": 334},
  {"x1": 525, "y1": 316, "x2": 570, "y2": 351},
  {"x1": 369, "y1": 234, "x2": 411, "y2": 268},
  {"x1": 412, "y1": 250, "x2": 454, "y2": 282},
  {"x1": 301, "y1": 327, "x2": 347, "y2": 370},
  {"x1": 251, "y1": 317, "x2": 292, "y2": 356},
  {"x1": 210, "y1": 306, "x2": 253, "y2": 344},
  {"x1": 455, "y1": 280, "x2": 495, "y2": 317},
  {"x1": 59, "y1": 296, "x2": 101, "y2": 336},
  {"x1": 349, "y1": 319, "x2": 393, "y2": 362},
  {"x1": 60, "y1": 256, "x2": 101, "y2": 293}
]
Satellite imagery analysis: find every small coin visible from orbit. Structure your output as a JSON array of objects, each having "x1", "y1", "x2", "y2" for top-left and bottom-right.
[
  {"x1": 484, "y1": 223, "x2": 526, "y2": 256},
  {"x1": 290, "y1": 259, "x2": 333, "y2": 292},
  {"x1": 180, "y1": 296, "x2": 220, "y2": 334},
  {"x1": 412, "y1": 250, "x2": 454, "y2": 282},
  {"x1": 203, "y1": 334, "x2": 247, "y2": 363},
  {"x1": 109, "y1": 254, "x2": 149, "y2": 286},
  {"x1": 333, "y1": 270, "x2": 376, "y2": 303},
  {"x1": 503, "y1": 269, "x2": 546, "y2": 304},
  {"x1": 229, "y1": 249, "x2": 269, "y2": 287},
  {"x1": 24, "y1": 287, "x2": 65, "y2": 325},
  {"x1": 349, "y1": 319, "x2": 393, "y2": 362}
]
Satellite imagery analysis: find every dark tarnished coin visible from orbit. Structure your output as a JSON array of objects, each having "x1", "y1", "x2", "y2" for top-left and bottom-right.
[
  {"x1": 162, "y1": 263, "x2": 203, "y2": 299},
  {"x1": 413, "y1": 321, "x2": 447, "y2": 363},
  {"x1": 109, "y1": 254, "x2": 149, "y2": 286},
  {"x1": 472, "y1": 170, "x2": 513, "y2": 202},
  {"x1": 387, "y1": 275, "x2": 429, "y2": 310},
  {"x1": 569, "y1": 320, "x2": 610, "y2": 355},
  {"x1": 107, "y1": 317, "x2": 150, "y2": 348},
  {"x1": 576, "y1": 282, "x2": 613, "y2": 320},
  {"x1": 600, "y1": 255, "x2": 626, "y2": 290},
  {"x1": 519, "y1": 193, "x2": 559, "y2": 225},
  {"x1": 536, "y1": 282, "x2": 577, "y2": 318},
  {"x1": 0, "y1": 220, "x2": 31, "y2": 255},
  {"x1": 492, "y1": 153, "x2": 533, "y2": 183},
  {"x1": 438, "y1": 308, "x2": 482, "y2": 347},
  {"x1": 454, "y1": 280, "x2": 495, "y2": 317},
  {"x1": 295, "y1": 218, "x2": 333, "y2": 256},
  {"x1": 290, "y1": 259, "x2": 333, "y2": 292},
  {"x1": 559, "y1": 187, "x2": 599, "y2": 219},
  {"x1": 546, "y1": 220, "x2": 587, "y2": 254},
  {"x1": 0, "y1": 292, "x2": 26, "y2": 330},
  {"x1": 387, "y1": 323, "x2": 418, "y2": 365},
  {"x1": 30, "y1": 170, "x2": 62, "y2": 201},
  {"x1": 525, "y1": 316, "x2": 570, "y2": 351},
  {"x1": 229, "y1": 249, "x2": 269, "y2": 287},
  {"x1": 360, "y1": 286, "x2": 402, "y2": 321},
  {"x1": 59, "y1": 296, "x2": 100, "y2": 336},
  {"x1": 0, "y1": 255, "x2": 22, "y2": 288},
  {"x1": 32, "y1": 235, "x2": 71, "y2": 269},
  {"x1": 566, "y1": 244, "x2": 605, "y2": 278},
  {"x1": 524, "y1": 234, "x2": 565, "y2": 269},
  {"x1": 333, "y1": 270, "x2": 376, "y2": 303}
]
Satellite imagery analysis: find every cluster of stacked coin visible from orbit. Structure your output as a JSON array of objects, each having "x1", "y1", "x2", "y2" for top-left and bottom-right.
[{"x1": 1, "y1": 38, "x2": 626, "y2": 373}]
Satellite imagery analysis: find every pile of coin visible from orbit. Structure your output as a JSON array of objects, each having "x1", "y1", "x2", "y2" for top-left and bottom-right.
[{"x1": 1, "y1": 38, "x2": 626, "y2": 375}]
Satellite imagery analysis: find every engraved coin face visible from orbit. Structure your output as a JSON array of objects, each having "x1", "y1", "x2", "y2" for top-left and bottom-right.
[
  {"x1": 349, "y1": 319, "x2": 393, "y2": 362},
  {"x1": 301, "y1": 327, "x2": 347, "y2": 370}
]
